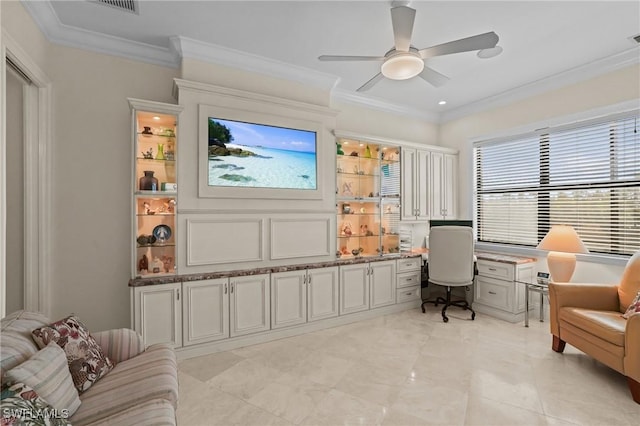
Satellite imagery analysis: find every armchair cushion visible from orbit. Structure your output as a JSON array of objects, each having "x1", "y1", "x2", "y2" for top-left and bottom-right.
[{"x1": 559, "y1": 308, "x2": 625, "y2": 346}]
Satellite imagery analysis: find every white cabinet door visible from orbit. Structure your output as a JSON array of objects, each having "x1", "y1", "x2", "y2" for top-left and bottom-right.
[
  {"x1": 443, "y1": 153, "x2": 457, "y2": 219},
  {"x1": 416, "y1": 149, "x2": 431, "y2": 221},
  {"x1": 308, "y1": 266, "x2": 339, "y2": 322},
  {"x1": 230, "y1": 274, "x2": 271, "y2": 337},
  {"x1": 401, "y1": 148, "x2": 417, "y2": 221},
  {"x1": 401, "y1": 148, "x2": 430, "y2": 221},
  {"x1": 431, "y1": 152, "x2": 457, "y2": 219},
  {"x1": 182, "y1": 279, "x2": 229, "y2": 346},
  {"x1": 134, "y1": 283, "x2": 181, "y2": 349},
  {"x1": 370, "y1": 260, "x2": 397, "y2": 308},
  {"x1": 271, "y1": 270, "x2": 307, "y2": 329},
  {"x1": 339, "y1": 263, "x2": 370, "y2": 315}
]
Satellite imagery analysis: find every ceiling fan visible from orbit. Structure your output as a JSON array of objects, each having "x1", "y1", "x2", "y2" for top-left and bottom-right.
[{"x1": 318, "y1": 3, "x2": 500, "y2": 92}]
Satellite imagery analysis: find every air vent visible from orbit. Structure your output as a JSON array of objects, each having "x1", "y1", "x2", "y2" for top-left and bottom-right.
[
  {"x1": 633, "y1": 34, "x2": 640, "y2": 44},
  {"x1": 93, "y1": 0, "x2": 138, "y2": 14}
]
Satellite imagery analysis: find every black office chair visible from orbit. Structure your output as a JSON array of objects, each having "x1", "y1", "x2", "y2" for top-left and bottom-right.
[{"x1": 421, "y1": 226, "x2": 476, "y2": 322}]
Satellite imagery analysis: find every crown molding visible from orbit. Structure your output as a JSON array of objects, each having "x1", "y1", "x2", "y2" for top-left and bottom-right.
[
  {"x1": 331, "y1": 88, "x2": 440, "y2": 123},
  {"x1": 441, "y1": 47, "x2": 640, "y2": 123},
  {"x1": 20, "y1": 0, "x2": 179, "y2": 68},
  {"x1": 171, "y1": 36, "x2": 339, "y2": 91}
]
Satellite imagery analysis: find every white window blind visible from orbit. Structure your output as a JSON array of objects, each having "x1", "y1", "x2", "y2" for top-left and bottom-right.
[{"x1": 474, "y1": 112, "x2": 640, "y2": 256}]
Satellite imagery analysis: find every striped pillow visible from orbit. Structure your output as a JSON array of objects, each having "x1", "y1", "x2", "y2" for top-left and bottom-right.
[{"x1": 4, "y1": 342, "x2": 81, "y2": 416}]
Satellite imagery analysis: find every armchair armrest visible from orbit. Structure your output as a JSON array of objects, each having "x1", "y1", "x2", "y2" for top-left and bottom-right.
[
  {"x1": 625, "y1": 313, "x2": 640, "y2": 382},
  {"x1": 549, "y1": 283, "x2": 620, "y2": 336},
  {"x1": 92, "y1": 328, "x2": 144, "y2": 363}
]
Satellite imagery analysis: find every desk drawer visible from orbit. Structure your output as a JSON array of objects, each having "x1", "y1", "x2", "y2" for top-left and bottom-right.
[
  {"x1": 477, "y1": 260, "x2": 513, "y2": 281},
  {"x1": 475, "y1": 276, "x2": 510, "y2": 311},
  {"x1": 397, "y1": 258, "x2": 422, "y2": 273},
  {"x1": 397, "y1": 285, "x2": 420, "y2": 303},
  {"x1": 397, "y1": 272, "x2": 421, "y2": 288}
]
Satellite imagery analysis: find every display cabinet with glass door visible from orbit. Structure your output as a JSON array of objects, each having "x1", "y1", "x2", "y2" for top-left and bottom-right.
[
  {"x1": 336, "y1": 137, "x2": 400, "y2": 258},
  {"x1": 129, "y1": 99, "x2": 183, "y2": 278}
]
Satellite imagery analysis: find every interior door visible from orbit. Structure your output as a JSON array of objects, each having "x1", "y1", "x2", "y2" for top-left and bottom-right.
[{"x1": 4, "y1": 60, "x2": 29, "y2": 314}]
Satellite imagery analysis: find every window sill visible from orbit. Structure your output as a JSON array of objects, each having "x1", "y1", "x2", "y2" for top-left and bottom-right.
[{"x1": 474, "y1": 242, "x2": 630, "y2": 267}]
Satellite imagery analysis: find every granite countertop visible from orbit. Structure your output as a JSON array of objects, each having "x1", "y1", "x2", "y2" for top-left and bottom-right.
[
  {"x1": 475, "y1": 252, "x2": 537, "y2": 265},
  {"x1": 129, "y1": 252, "x2": 422, "y2": 287}
]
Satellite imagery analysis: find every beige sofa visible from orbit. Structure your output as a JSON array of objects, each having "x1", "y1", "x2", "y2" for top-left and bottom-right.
[
  {"x1": 0, "y1": 310, "x2": 178, "y2": 425},
  {"x1": 549, "y1": 250, "x2": 640, "y2": 404}
]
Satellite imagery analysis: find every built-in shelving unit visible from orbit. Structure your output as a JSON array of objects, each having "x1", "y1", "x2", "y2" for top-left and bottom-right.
[
  {"x1": 336, "y1": 136, "x2": 401, "y2": 258},
  {"x1": 129, "y1": 99, "x2": 183, "y2": 278}
]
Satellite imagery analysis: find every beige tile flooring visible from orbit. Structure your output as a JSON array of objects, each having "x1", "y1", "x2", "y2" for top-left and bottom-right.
[{"x1": 177, "y1": 308, "x2": 638, "y2": 425}]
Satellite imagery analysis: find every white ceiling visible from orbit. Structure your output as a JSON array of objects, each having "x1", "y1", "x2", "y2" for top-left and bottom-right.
[{"x1": 22, "y1": 0, "x2": 640, "y2": 121}]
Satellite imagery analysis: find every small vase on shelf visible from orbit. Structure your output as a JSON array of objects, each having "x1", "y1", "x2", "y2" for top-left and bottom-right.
[
  {"x1": 139, "y1": 171, "x2": 158, "y2": 191},
  {"x1": 155, "y1": 143, "x2": 165, "y2": 160}
]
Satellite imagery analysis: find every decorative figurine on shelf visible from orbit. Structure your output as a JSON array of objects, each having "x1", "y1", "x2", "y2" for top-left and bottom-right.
[
  {"x1": 155, "y1": 143, "x2": 165, "y2": 160},
  {"x1": 337, "y1": 143, "x2": 344, "y2": 155},
  {"x1": 161, "y1": 256, "x2": 173, "y2": 273},
  {"x1": 142, "y1": 126, "x2": 153, "y2": 135},
  {"x1": 342, "y1": 203, "x2": 351, "y2": 214},
  {"x1": 360, "y1": 224, "x2": 367, "y2": 235},
  {"x1": 165, "y1": 150, "x2": 175, "y2": 161},
  {"x1": 352, "y1": 247, "x2": 363, "y2": 257},
  {"x1": 350, "y1": 151, "x2": 358, "y2": 157},
  {"x1": 142, "y1": 148, "x2": 153, "y2": 159},
  {"x1": 336, "y1": 250, "x2": 342, "y2": 258},
  {"x1": 340, "y1": 246, "x2": 349, "y2": 255},
  {"x1": 138, "y1": 254, "x2": 149, "y2": 273},
  {"x1": 143, "y1": 201, "x2": 156, "y2": 215},
  {"x1": 364, "y1": 145, "x2": 372, "y2": 158},
  {"x1": 342, "y1": 181, "x2": 354, "y2": 196},
  {"x1": 342, "y1": 222, "x2": 353, "y2": 237},
  {"x1": 151, "y1": 257, "x2": 163, "y2": 274}
]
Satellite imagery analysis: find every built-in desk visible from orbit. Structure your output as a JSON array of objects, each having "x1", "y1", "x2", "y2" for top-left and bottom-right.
[{"x1": 417, "y1": 250, "x2": 537, "y2": 323}]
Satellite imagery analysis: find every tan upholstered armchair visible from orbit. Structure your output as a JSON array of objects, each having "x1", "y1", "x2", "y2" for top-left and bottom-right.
[{"x1": 549, "y1": 251, "x2": 640, "y2": 404}]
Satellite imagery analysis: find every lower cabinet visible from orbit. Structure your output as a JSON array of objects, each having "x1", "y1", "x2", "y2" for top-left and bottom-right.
[
  {"x1": 181, "y1": 273, "x2": 271, "y2": 347},
  {"x1": 271, "y1": 267, "x2": 339, "y2": 329},
  {"x1": 473, "y1": 259, "x2": 534, "y2": 322},
  {"x1": 339, "y1": 260, "x2": 396, "y2": 315},
  {"x1": 133, "y1": 258, "x2": 418, "y2": 350},
  {"x1": 133, "y1": 283, "x2": 182, "y2": 349}
]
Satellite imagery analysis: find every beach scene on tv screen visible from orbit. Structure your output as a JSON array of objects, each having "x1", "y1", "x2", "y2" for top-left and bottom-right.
[{"x1": 208, "y1": 117, "x2": 317, "y2": 189}]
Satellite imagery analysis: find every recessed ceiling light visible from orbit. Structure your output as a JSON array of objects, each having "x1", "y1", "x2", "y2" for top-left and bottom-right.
[
  {"x1": 438, "y1": 100, "x2": 447, "y2": 105},
  {"x1": 153, "y1": 116, "x2": 161, "y2": 120},
  {"x1": 359, "y1": 144, "x2": 364, "y2": 147},
  {"x1": 477, "y1": 46, "x2": 503, "y2": 59}
]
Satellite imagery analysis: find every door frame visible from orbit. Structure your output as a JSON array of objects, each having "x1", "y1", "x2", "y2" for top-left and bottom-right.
[{"x1": 1, "y1": 30, "x2": 52, "y2": 317}]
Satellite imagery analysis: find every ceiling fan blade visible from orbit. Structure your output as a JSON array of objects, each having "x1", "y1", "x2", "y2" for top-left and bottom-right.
[
  {"x1": 318, "y1": 55, "x2": 385, "y2": 61},
  {"x1": 356, "y1": 73, "x2": 384, "y2": 92},
  {"x1": 419, "y1": 67, "x2": 450, "y2": 87},
  {"x1": 419, "y1": 31, "x2": 499, "y2": 59},
  {"x1": 391, "y1": 6, "x2": 416, "y2": 52}
]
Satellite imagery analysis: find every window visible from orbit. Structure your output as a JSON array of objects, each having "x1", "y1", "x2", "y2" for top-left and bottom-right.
[{"x1": 474, "y1": 112, "x2": 640, "y2": 256}]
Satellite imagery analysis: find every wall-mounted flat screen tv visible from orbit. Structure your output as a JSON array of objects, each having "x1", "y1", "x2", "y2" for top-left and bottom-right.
[{"x1": 207, "y1": 117, "x2": 317, "y2": 190}]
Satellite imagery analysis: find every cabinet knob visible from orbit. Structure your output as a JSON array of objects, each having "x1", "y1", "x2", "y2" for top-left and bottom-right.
[{"x1": 488, "y1": 291, "x2": 497, "y2": 295}]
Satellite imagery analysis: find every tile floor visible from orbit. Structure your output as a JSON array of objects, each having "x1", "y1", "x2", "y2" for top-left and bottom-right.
[{"x1": 177, "y1": 308, "x2": 638, "y2": 425}]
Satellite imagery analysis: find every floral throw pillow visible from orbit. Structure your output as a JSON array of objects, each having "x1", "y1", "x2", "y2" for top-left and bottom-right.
[
  {"x1": 0, "y1": 382, "x2": 70, "y2": 426},
  {"x1": 623, "y1": 291, "x2": 640, "y2": 319},
  {"x1": 31, "y1": 316, "x2": 114, "y2": 394}
]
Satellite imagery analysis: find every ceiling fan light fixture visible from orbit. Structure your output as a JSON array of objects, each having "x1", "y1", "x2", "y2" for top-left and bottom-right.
[
  {"x1": 381, "y1": 53, "x2": 424, "y2": 80},
  {"x1": 477, "y1": 45, "x2": 503, "y2": 59}
]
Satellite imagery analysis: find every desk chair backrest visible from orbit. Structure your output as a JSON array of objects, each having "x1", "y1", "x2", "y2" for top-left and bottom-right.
[{"x1": 428, "y1": 226, "x2": 475, "y2": 287}]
